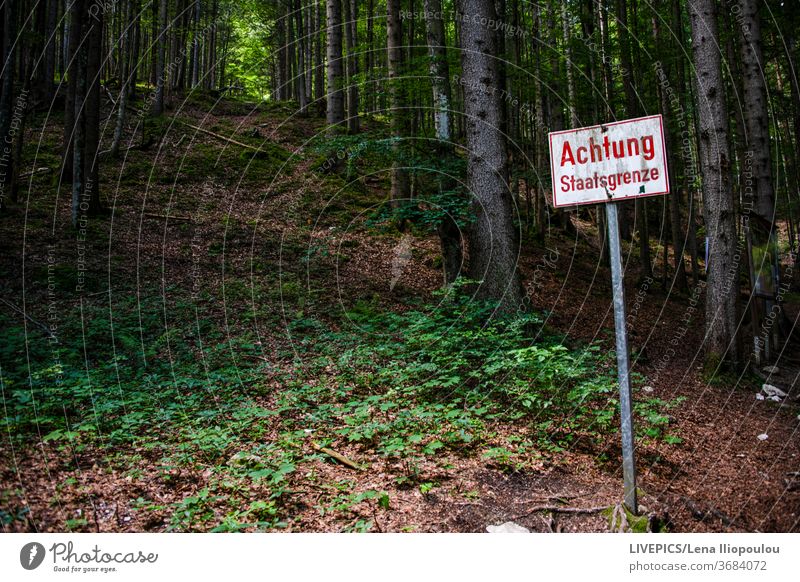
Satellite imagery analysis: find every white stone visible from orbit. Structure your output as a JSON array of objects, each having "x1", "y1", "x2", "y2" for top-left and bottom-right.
[
  {"x1": 643, "y1": 386, "x2": 654, "y2": 393},
  {"x1": 486, "y1": 521, "x2": 530, "y2": 533},
  {"x1": 757, "y1": 433, "x2": 769, "y2": 441},
  {"x1": 763, "y1": 365, "x2": 780, "y2": 374},
  {"x1": 756, "y1": 393, "x2": 765, "y2": 400},
  {"x1": 762, "y1": 384, "x2": 787, "y2": 398},
  {"x1": 769, "y1": 395, "x2": 781, "y2": 402}
]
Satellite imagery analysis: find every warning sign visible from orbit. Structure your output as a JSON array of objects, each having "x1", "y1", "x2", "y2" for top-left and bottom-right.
[{"x1": 548, "y1": 115, "x2": 670, "y2": 208}]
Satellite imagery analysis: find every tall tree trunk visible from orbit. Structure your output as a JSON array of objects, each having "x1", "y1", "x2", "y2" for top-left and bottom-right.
[
  {"x1": 71, "y1": 0, "x2": 87, "y2": 227},
  {"x1": 0, "y1": 0, "x2": 16, "y2": 210},
  {"x1": 424, "y1": 0, "x2": 450, "y2": 141},
  {"x1": 63, "y1": 0, "x2": 82, "y2": 183},
  {"x1": 190, "y1": 0, "x2": 201, "y2": 87},
  {"x1": 459, "y1": 0, "x2": 523, "y2": 313},
  {"x1": 83, "y1": 6, "x2": 102, "y2": 215},
  {"x1": 424, "y1": 0, "x2": 461, "y2": 285},
  {"x1": 152, "y1": 0, "x2": 168, "y2": 114},
  {"x1": 737, "y1": 0, "x2": 775, "y2": 222},
  {"x1": 387, "y1": 0, "x2": 409, "y2": 206},
  {"x1": 688, "y1": 0, "x2": 740, "y2": 368},
  {"x1": 561, "y1": 4, "x2": 578, "y2": 128},
  {"x1": 313, "y1": 0, "x2": 324, "y2": 111},
  {"x1": 111, "y1": 0, "x2": 132, "y2": 157},
  {"x1": 653, "y1": 14, "x2": 688, "y2": 293},
  {"x1": 344, "y1": 0, "x2": 359, "y2": 132},
  {"x1": 737, "y1": 0, "x2": 779, "y2": 357},
  {"x1": 295, "y1": 0, "x2": 308, "y2": 114},
  {"x1": 44, "y1": 0, "x2": 58, "y2": 102},
  {"x1": 326, "y1": 0, "x2": 345, "y2": 128}
]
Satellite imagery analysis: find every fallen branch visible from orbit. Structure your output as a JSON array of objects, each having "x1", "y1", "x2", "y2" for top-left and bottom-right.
[
  {"x1": 142, "y1": 212, "x2": 193, "y2": 222},
  {"x1": 174, "y1": 119, "x2": 262, "y2": 152},
  {"x1": 0, "y1": 298, "x2": 58, "y2": 342},
  {"x1": 312, "y1": 443, "x2": 365, "y2": 471},
  {"x1": 513, "y1": 505, "x2": 608, "y2": 520},
  {"x1": 19, "y1": 167, "x2": 51, "y2": 179}
]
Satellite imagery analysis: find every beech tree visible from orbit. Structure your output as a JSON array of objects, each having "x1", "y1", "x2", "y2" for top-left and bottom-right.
[{"x1": 326, "y1": 0, "x2": 345, "y2": 129}]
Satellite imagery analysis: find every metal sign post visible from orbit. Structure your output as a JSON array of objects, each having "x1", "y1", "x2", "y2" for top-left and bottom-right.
[
  {"x1": 605, "y1": 201, "x2": 637, "y2": 515},
  {"x1": 548, "y1": 115, "x2": 672, "y2": 515}
]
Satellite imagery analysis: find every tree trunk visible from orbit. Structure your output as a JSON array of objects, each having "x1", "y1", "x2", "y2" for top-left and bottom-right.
[
  {"x1": 0, "y1": 0, "x2": 16, "y2": 210},
  {"x1": 652, "y1": 14, "x2": 688, "y2": 293},
  {"x1": 344, "y1": 0, "x2": 359, "y2": 132},
  {"x1": 111, "y1": 0, "x2": 132, "y2": 157},
  {"x1": 152, "y1": 0, "x2": 168, "y2": 114},
  {"x1": 736, "y1": 0, "x2": 774, "y2": 223},
  {"x1": 688, "y1": 0, "x2": 740, "y2": 368},
  {"x1": 459, "y1": 0, "x2": 523, "y2": 313},
  {"x1": 424, "y1": 0, "x2": 450, "y2": 142},
  {"x1": 425, "y1": 0, "x2": 461, "y2": 285},
  {"x1": 387, "y1": 0, "x2": 409, "y2": 207},
  {"x1": 71, "y1": 0, "x2": 87, "y2": 227},
  {"x1": 295, "y1": 0, "x2": 308, "y2": 114},
  {"x1": 326, "y1": 0, "x2": 345, "y2": 128},
  {"x1": 83, "y1": 6, "x2": 102, "y2": 215},
  {"x1": 63, "y1": 0, "x2": 82, "y2": 182},
  {"x1": 313, "y1": 0, "x2": 324, "y2": 111}
]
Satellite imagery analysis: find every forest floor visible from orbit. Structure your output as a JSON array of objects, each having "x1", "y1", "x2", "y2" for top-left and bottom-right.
[{"x1": 1, "y1": 95, "x2": 799, "y2": 533}]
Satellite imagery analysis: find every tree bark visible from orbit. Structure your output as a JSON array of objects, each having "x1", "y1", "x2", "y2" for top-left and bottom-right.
[
  {"x1": 459, "y1": 0, "x2": 523, "y2": 313},
  {"x1": 688, "y1": 0, "x2": 740, "y2": 367},
  {"x1": 152, "y1": 0, "x2": 167, "y2": 114},
  {"x1": 326, "y1": 0, "x2": 345, "y2": 128},
  {"x1": 344, "y1": 0, "x2": 359, "y2": 132},
  {"x1": 424, "y1": 0, "x2": 461, "y2": 285},
  {"x1": 111, "y1": 0, "x2": 132, "y2": 157},
  {"x1": 387, "y1": 0, "x2": 409, "y2": 207}
]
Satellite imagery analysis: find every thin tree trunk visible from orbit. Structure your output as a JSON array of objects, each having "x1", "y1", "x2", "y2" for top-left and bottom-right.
[
  {"x1": 387, "y1": 0, "x2": 409, "y2": 206},
  {"x1": 111, "y1": 0, "x2": 132, "y2": 157},
  {"x1": 344, "y1": 0, "x2": 359, "y2": 132},
  {"x1": 425, "y1": 0, "x2": 461, "y2": 285},
  {"x1": 71, "y1": 0, "x2": 87, "y2": 226},
  {"x1": 1, "y1": 0, "x2": 19, "y2": 207},
  {"x1": 313, "y1": 0, "x2": 323, "y2": 111},
  {"x1": 653, "y1": 14, "x2": 688, "y2": 292},
  {"x1": 326, "y1": 0, "x2": 345, "y2": 128},
  {"x1": 295, "y1": 0, "x2": 308, "y2": 114},
  {"x1": 83, "y1": 6, "x2": 102, "y2": 215},
  {"x1": 152, "y1": 0, "x2": 167, "y2": 114}
]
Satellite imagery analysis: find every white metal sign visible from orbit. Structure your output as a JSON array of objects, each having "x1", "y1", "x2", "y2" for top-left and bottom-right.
[{"x1": 549, "y1": 114, "x2": 669, "y2": 208}]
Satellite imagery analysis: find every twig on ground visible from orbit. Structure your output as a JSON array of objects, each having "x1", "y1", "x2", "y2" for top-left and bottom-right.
[{"x1": 312, "y1": 443, "x2": 365, "y2": 471}]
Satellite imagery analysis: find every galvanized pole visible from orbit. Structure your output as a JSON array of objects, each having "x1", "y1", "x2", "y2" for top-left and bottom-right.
[{"x1": 605, "y1": 201, "x2": 638, "y2": 514}]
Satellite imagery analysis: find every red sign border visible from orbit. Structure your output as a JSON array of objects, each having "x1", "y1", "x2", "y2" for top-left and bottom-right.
[{"x1": 548, "y1": 114, "x2": 670, "y2": 209}]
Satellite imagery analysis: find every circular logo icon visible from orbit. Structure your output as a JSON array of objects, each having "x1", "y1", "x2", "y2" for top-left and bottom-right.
[{"x1": 20, "y1": 542, "x2": 46, "y2": 570}]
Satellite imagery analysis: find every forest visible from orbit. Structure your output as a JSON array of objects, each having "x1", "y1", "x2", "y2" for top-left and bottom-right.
[{"x1": 0, "y1": 0, "x2": 799, "y2": 534}]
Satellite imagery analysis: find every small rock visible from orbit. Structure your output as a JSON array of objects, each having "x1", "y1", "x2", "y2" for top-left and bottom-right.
[
  {"x1": 762, "y1": 384, "x2": 787, "y2": 399},
  {"x1": 757, "y1": 433, "x2": 769, "y2": 441},
  {"x1": 486, "y1": 521, "x2": 530, "y2": 533},
  {"x1": 123, "y1": 516, "x2": 131, "y2": 523},
  {"x1": 756, "y1": 393, "x2": 765, "y2": 401},
  {"x1": 763, "y1": 365, "x2": 780, "y2": 374},
  {"x1": 769, "y1": 395, "x2": 781, "y2": 402},
  {"x1": 643, "y1": 386, "x2": 654, "y2": 393}
]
